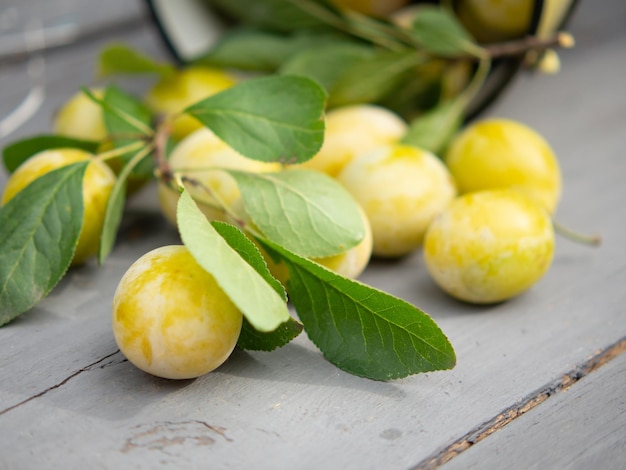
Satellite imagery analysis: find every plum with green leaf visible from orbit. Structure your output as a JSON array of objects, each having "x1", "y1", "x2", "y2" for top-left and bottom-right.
[
  {"x1": 1, "y1": 148, "x2": 116, "y2": 265},
  {"x1": 338, "y1": 143, "x2": 457, "y2": 257},
  {"x1": 298, "y1": 104, "x2": 408, "y2": 177},
  {"x1": 145, "y1": 66, "x2": 238, "y2": 141},
  {"x1": 112, "y1": 245, "x2": 243, "y2": 379}
]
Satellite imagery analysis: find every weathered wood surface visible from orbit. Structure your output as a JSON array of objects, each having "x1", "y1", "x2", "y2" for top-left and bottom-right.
[
  {"x1": 0, "y1": 1, "x2": 625, "y2": 469},
  {"x1": 444, "y1": 351, "x2": 626, "y2": 470}
]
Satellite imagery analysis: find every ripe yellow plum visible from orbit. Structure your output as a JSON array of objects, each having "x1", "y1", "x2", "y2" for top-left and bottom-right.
[
  {"x1": 445, "y1": 118, "x2": 562, "y2": 213},
  {"x1": 1, "y1": 148, "x2": 116, "y2": 265},
  {"x1": 423, "y1": 189, "x2": 555, "y2": 304},
  {"x1": 145, "y1": 66, "x2": 237, "y2": 141},
  {"x1": 53, "y1": 88, "x2": 107, "y2": 141},
  {"x1": 299, "y1": 104, "x2": 408, "y2": 177},
  {"x1": 337, "y1": 144, "x2": 457, "y2": 257},
  {"x1": 158, "y1": 128, "x2": 281, "y2": 226},
  {"x1": 112, "y1": 245, "x2": 243, "y2": 379}
]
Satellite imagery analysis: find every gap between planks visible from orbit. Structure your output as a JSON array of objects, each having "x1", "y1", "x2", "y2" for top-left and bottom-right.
[{"x1": 411, "y1": 335, "x2": 626, "y2": 470}]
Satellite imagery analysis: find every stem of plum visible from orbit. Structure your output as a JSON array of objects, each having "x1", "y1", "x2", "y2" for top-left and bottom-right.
[
  {"x1": 553, "y1": 220, "x2": 602, "y2": 246},
  {"x1": 96, "y1": 141, "x2": 145, "y2": 162}
]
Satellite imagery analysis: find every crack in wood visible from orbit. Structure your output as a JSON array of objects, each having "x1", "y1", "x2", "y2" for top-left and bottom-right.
[
  {"x1": 0, "y1": 349, "x2": 121, "y2": 417},
  {"x1": 410, "y1": 336, "x2": 626, "y2": 470}
]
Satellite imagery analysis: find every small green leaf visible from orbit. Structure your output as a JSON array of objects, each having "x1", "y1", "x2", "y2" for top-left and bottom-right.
[
  {"x1": 195, "y1": 29, "x2": 296, "y2": 72},
  {"x1": 196, "y1": 29, "x2": 349, "y2": 73},
  {"x1": 401, "y1": 100, "x2": 465, "y2": 156},
  {"x1": 98, "y1": 145, "x2": 153, "y2": 265},
  {"x1": 227, "y1": 169, "x2": 365, "y2": 258},
  {"x1": 2, "y1": 135, "x2": 99, "y2": 173},
  {"x1": 185, "y1": 75, "x2": 326, "y2": 164},
  {"x1": 411, "y1": 6, "x2": 483, "y2": 57},
  {"x1": 260, "y1": 238, "x2": 456, "y2": 381},
  {"x1": 100, "y1": 86, "x2": 155, "y2": 178},
  {"x1": 210, "y1": 220, "x2": 286, "y2": 301},
  {"x1": 237, "y1": 316, "x2": 303, "y2": 351},
  {"x1": 97, "y1": 43, "x2": 176, "y2": 79},
  {"x1": 0, "y1": 162, "x2": 88, "y2": 326},
  {"x1": 209, "y1": 221, "x2": 301, "y2": 350},
  {"x1": 82, "y1": 87, "x2": 153, "y2": 141},
  {"x1": 177, "y1": 189, "x2": 290, "y2": 332},
  {"x1": 210, "y1": 0, "x2": 330, "y2": 33},
  {"x1": 279, "y1": 42, "x2": 374, "y2": 92},
  {"x1": 329, "y1": 49, "x2": 425, "y2": 107}
]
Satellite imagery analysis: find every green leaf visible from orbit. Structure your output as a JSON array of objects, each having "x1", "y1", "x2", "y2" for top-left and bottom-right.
[
  {"x1": 97, "y1": 43, "x2": 176, "y2": 79},
  {"x1": 279, "y1": 42, "x2": 374, "y2": 92},
  {"x1": 100, "y1": 86, "x2": 155, "y2": 178},
  {"x1": 237, "y1": 316, "x2": 303, "y2": 351},
  {"x1": 177, "y1": 189, "x2": 290, "y2": 332},
  {"x1": 185, "y1": 75, "x2": 326, "y2": 164},
  {"x1": 0, "y1": 162, "x2": 88, "y2": 326},
  {"x1": 227, "y1": 169, "x2": 365, "y2": 258},
  {"x1": 329, "y1": 49, "x2": 425, "y2": 107},
  {"x1": 2, "y1": 135, "x2": 99, "y2": 173},
  {"x1": 401, "y1": 100, "x2": 465, "y2": 156},
  {"x1": 260, "y1": 239, "x2": 456, "y2": 380},
  {"x1": 98, "y1": 145, "x2": 153, "y2": 265},
  {"x1": 210, "y1": 220, "x2": 286, "y2": 301},
  {"x1": 410, "y1": 6, "x2": 483, "y2": 57},
  {"x1": 196, "y1": 29, "x2": 350, "y2": 73},
  {"x1": 209, "y1": 221, "x2": 301, "y2": 350},
  {"x1": 210, "y1": 0, "x2": 330, "y2": 33}
]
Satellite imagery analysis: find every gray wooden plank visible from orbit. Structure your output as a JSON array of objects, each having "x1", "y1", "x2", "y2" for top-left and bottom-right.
[
  {"x1": 1, "y1": 1, "x2": 626, "y2": 469},
  {"x1": 441, "y1": 352, "x2": 626, "y2": 470}
]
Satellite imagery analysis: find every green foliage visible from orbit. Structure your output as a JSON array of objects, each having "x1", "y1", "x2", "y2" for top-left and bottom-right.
[
  {"x1": 210, "y1": 221, "x2": 302, "y2": 351},
  {"x1": 185, "y1": 75, "x2": 326, "y2": 164},
  {"x1": 402, "y1": 100, "x2": 465, "y2": 156},
  {"x1": 2, "y1": 135, "x2": 99, "y2": 173},
  {"x1": 209, "y1": 0, "x2": 331, "y2": 33},
  {"x1": 177, "y1": 189, "x2": 290, "y2": 332},
  {"x1": 227, "y1": 168, "x2": 365, "y2": 258},
  {"x1": 279, "y1": 42, "x2": 374, "y2": 92},
  {"x1": 410, "y1": 6, "x2": 484, "y2": 58},
  {"x1": 196, "y1": 29, "x2": 347, "y2": 72},
  {"x1": 100, "y1": 86, "x2": 155, "y2": 177},
  {"x1": 98, "y1": 43, "x2": 176, "y2": 79},
  {"x1": 0, "y1": 163, "x2": 87, "y2": 326},
  {"x1": 259, "y1": 238, "x2": 457, "y2": 380},
  {"x1": 328, "y1": 49, "x2": 425, "y2": 107},
  {"x1": 98, "y1": 145, "x2": 153, "y2": 265},
  {"x1": 210, "y1": 220, "x2": 286, "y2": 301},
  {"x1": 238, "y1": 317, "x2": 304, "y2": 351}
]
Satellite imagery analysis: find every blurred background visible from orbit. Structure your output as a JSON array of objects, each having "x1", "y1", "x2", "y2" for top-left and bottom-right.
[{"x1": 1, "y1": 0, "x2": 625, "y2": 191}]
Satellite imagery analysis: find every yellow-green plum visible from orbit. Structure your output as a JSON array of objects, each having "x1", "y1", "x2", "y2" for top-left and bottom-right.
[
  {"x1": 145, "y1": 66, "x2": 237, "y2": 141},
  {"x1": 455, "y1": 0, "x2": 534, "y2": 43},
  {"x1": 445, "y1": 118, "x2": 562, "y2": 213},
  {"x1": 299, "y1": 104, "x2": 408, "y2": 177},
  {"x1": 53, "y1": 88, "x2": 107, "y2": 141},
  {"x1": 1, "y1": 148, "x2": 116, "y2": 265},
  {"x1": 423, "y1": 189, "x2": 555, "y2": 304},
  {"x1": 112, "y1": 245, "x2": 243, "y2": 379},
  {"x1": 158, "y1": 128, "x2": 282, "y2": 226},
  {"x1": 337, "y1": 144, "x2": 457, "y2": 257}
]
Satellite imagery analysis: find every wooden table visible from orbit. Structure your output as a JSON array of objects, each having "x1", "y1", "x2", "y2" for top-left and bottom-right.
[{"x1": 1, "y1": 1, "x2": 625, "y2": 468}]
